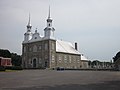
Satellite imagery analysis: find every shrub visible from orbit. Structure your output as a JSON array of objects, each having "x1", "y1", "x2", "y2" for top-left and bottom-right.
[
  {"x1": 5, "y1": 66, "x2": 23, "y2": 70},
  {"x1": 12, "y1": 66, "x2": 23, "y2": 70},
  {"x1": 0, "y1": 66, "x2": 5, "y2": 71}
]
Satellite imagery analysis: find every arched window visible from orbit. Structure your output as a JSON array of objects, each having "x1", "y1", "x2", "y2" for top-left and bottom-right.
[
  {"x1": 51, "y1": 54, "x2": 55, "y2": 63},
  {"x1": 33, "y1": 45, "x2": 37, "y2": 52},
  {"x1": 39, "y1": 58, "x2": 41, "y2": 64},
  {"x1": 39, "y1": 45, "x2": 42, "y2": 50},
  {"x1": 52, "y1": 43, "x2": 54, "y2": 50},
  {"x1": 49, "y1": 23, "x2": 50, "y2": 26},
  {"x1": 69, "y1": 56, "x2": 71, "y2": 63},
  {"x1": 45, "y1": 43, "x2": 48, "y2": 50},
  {"x1": 58, "y1": 55, "x2": 62, "y2": 63},
  {"x1": 29, "y1": 47, "x2": 32, "y2": 52},
  {"x1": 35, "y1": 37, "x2": 37, "y2": 39},
  {"x1": 23, "y1": 46, "x2": 26, "y2": 53}
]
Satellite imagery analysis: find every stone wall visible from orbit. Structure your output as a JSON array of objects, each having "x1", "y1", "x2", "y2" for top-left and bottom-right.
[
  {"x1": 22, "y1": 39, "x2": 56, "y2": 69},
  {"x1": 56, "y1": 52, "x2": 81, "y2": 69}
]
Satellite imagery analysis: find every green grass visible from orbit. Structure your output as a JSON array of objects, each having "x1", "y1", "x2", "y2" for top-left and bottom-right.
[{"x1": 0, "y1": 69, "x2": 22, "y2": 72}]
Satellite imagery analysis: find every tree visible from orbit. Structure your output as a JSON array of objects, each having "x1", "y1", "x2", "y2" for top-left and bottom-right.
[
  {"x1": 113, "y1": 51, "x2": 120, "y2": 62},
  {"x1": 92, "y1": 60, "x2": 100, "y2": 65},
  {"x1": 0, "y1": 49, "x2": 22, "y2": 66},
  {"x1": 88, "y1": 60, "x2": 92, "y2": 66},
  {"x1": 0, "y1": 49, "x2": 11, "y2": 58},
  {"x1": 11, "y1": 53, "x2": 22, "y2": 66}
]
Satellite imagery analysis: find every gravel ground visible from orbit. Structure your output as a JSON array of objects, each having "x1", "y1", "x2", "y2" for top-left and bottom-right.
[{"x1": 0, "y1": 70, "x2": 120, "y2": 90}]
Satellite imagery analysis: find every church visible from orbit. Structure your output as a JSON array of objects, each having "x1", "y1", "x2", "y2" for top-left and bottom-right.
[{"x1": 22, "y1": 8, "x2": 88, "y2": 69}]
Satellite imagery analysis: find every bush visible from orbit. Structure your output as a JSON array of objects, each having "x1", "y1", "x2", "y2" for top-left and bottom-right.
[
  {"x1": 0, "y1": 66, "x2": 5, "y2": 71},
  {"x1": 5, "y1": 66, "x2": 12, "y2": 70},
  {"x1": 5, "y1": 66, "x2": 23, "y2": 70},
  {"x1": 12, "y1": 66, "x2": 23, "y2": 70}
]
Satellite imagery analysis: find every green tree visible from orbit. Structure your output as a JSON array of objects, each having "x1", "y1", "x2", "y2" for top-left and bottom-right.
[
  {"x1": 91, "y1": 60, "x2": 101, "y2": 67},
  {"x1": 11, "y1": 53, "x2": 22, "y2": 66},
  {"x1": 0, "y1": 49, "x2": 22, "y2": 66},
  {"x1": 0, "y1": 49, "x2": 11, "y2": 58},
  {"x1": 88, "y1": 60, "x2": 92, "y2": 66},
  {"x1": 113, "y1": 51, "x2": 120, "y2": 62}
]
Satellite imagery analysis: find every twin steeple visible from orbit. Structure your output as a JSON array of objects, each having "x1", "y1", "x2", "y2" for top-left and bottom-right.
[
  {"x1": 24, "y1": 6, "x2": 55, "y2": 42},
  {"x1": 27, "y1": 6, "x2": 53, "y2": 29}
]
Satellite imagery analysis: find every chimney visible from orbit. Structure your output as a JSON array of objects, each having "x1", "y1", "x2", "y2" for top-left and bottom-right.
[{"x1": 75, "y1": 42, "x2": 77, "y2": 50}]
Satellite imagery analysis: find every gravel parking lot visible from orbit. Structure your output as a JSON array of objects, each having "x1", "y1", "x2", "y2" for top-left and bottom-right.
[{"x1": 0, "y1": 70, "x2": 120, "y2": 90}]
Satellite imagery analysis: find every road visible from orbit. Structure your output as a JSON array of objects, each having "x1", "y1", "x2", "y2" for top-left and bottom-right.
[{"x1": 0, "y1": 70, "x2": 120, "y2": 90}]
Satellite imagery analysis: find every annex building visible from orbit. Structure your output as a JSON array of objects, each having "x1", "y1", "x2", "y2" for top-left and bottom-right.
[{"x1": 22, "y1": 8, "x2": 88, "y2": 69}]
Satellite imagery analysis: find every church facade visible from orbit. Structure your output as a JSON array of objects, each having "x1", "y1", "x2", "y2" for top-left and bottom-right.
[{"x1": 22, "y1": 8, "x2": 85, "y2": 69}]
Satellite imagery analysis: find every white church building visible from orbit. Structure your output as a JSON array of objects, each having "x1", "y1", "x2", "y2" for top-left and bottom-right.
[{"x1": 22, "y1": 8, "x2": 88, "y2": 69}]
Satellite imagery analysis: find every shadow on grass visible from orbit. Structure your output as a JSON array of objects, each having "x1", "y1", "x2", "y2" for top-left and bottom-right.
[{"x1": 4, "y1": 80, "x2": 120, "y2": 90}]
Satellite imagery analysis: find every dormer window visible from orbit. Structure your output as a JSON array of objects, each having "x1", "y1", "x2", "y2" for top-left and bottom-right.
[{"x1": 49, "y1": 23, "x2": 50, "y2": 26}]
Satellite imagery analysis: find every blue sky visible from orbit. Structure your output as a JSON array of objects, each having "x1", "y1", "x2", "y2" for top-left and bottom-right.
[{"x1": 0, "y1": 0, "x2": 120, "y2": 61}]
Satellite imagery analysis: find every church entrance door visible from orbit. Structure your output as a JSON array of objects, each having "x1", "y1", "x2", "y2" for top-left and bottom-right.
[
  {"x1": 33, "y1": 59, "x2": 36, "y2": 68},
  {"x1": 45, "y1": 61, "x2": 48, "y2": 68}
]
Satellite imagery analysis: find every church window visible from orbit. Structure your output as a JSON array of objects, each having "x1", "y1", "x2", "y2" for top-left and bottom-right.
[
  {"x1": 51, "y1": 54, "x2": 55, "y2": 63},
  {"x1": 29, "y1": 59, "x2": 31, "y2": 64},
  {"x1": 49, "y1": 23, "x2": 50, "y2": 26},
  {"x1": 69, "y1": 56, "x2": 71, "y2": 63},
  {"x1": 39, "y1": 45, "x2": 42, "y2": 50},
  {"x1": 45, "y1": 55, "x2": 48, "y2": 59},
  {"x1": 77, "y1": 57, "x2": 80, "y2": 63},
  {"x1": 33, "y1": 45, "x2": 37, "y2": 52},
  {"x1": 58, "y1": 55, "x2": 61, "y2": 63},
  {"x1": 64, "y1": 55, "x2": 67, "y2": 63},
  {"x1": 73, "y1": 57, "x2": 76, "y2": 63},
  {"x1": 39, "y1": 58, "x2": 41, "y2": 64},
  {"x1": 35, "y1": 37, "x2": 37, "y2": 39},
  {"x1": 29, "y1": 47, "x2": 32, "y2": 52},
  {"x1": 23, "y1": 46, "x2": 26, "y2": 53},
  {"x1": 23, "y1": 57, "x2": 25, "y2": 61},
  {"x1": 51, "y1": 43, "x2": 54, "y2": 50},
  {"x1": 45, "y1": 43, "x2": 48, "y2": 50}
]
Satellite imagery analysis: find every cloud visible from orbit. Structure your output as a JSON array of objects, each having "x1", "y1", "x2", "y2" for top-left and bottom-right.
[{"x1": 0, "y1": 0, "x2": 120, "y2": 61}]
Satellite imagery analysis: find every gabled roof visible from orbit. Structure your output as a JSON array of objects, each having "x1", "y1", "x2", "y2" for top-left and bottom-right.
[{"x1": 56, "y1": 40, "x2": 80, "y2": 55}]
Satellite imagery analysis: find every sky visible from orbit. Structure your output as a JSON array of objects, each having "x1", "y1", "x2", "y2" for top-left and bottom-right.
[{"x1": 0, "y1": 0, "x2": 120, "y2": 61}]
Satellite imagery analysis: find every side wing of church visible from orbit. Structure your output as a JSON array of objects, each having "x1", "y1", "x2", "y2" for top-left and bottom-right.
[{"x1": 22, "y1": 8, "x2": 87, "y2": 69}]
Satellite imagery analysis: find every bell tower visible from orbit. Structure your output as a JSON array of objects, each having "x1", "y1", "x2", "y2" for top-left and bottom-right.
[
  {"x1": 44, "y1": 6, "x2": 55, "y2": 39},
  {"x1": 24, "y1": 13, "x2": 33, "y2": 42}
]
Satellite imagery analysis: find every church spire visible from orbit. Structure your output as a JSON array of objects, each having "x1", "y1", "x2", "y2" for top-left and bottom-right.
[
  {"x1": 27, "y1": 13, "x2": 32, "y2": 30},
  {"x1": 48, "y1": 5, "x2": 50, "y2": 19},
  {"x1": 44, "y1": 6, "x2": 55, "y2": 39},
  {"x1": 24, "y1": 13, "x2": 33, "y2": 42},
  {"x1": 28, "y1": 13, "x2": 31, "y2": 26},
  {"x1": 47, "y1": 6, "x2": 52, "y2": 24}
]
